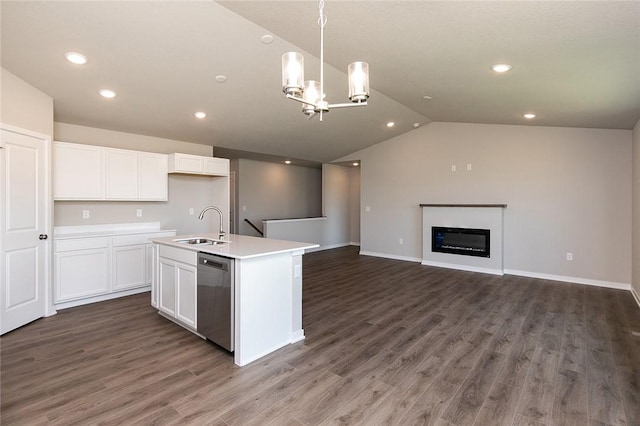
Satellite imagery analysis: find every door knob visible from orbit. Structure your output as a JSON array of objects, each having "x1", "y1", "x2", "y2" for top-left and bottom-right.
[{"x1": 39, "y1": 234, "x2": 48, "y2": 240}]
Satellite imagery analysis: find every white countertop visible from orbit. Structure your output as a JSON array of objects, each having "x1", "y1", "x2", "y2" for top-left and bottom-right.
[
  {"x1": 54, "y1": 222, "x2": 176, "y2": 239},
  {"x1": 151, "y1": 233, "x2": 319, "y2": 260}
]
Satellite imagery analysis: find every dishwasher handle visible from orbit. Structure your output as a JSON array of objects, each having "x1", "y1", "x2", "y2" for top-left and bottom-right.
[{"x1": 198, "y1": 255, "x2": 228, "y2": 271}]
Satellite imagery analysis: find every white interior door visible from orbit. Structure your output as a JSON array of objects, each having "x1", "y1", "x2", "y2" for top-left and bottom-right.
[{"x1": 1, "y1": 127, "x2": 50, "y2": 335}]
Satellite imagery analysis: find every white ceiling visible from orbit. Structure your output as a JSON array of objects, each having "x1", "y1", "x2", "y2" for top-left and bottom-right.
[{"x1": 2, "y1": 1, "x2": 639, "y2": 163}]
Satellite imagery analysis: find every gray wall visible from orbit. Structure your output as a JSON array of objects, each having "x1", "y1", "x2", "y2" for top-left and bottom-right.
[
  {"x1": 349, "y1": 166, "x2": 361, "y2": 244},
  {"x1": 1, "y1": 68, "x2": 53, "y2": 136},
  {"x1": 53, "y1": 123, "x2": 228, "y2": 235},
  {"x1": 339, "y1": 122, "x2": 632, "y2": 285},
  {"x1": 235, "y1": 159, "x2": 322, "y2": 236},
  {"x1": 633, "y1": 119, "x2": 640, "y2": 296}
]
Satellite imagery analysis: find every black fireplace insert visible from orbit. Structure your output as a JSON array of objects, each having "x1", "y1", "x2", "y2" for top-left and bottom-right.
[{"x1": 432, "y1": 227, "x2": 490, "y2": 258}]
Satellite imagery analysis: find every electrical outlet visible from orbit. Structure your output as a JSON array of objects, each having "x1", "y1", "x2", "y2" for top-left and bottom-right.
[
  {"x1": 242, "y1": 205, "x2": 247, "y2": 212},
  {"x1": 451, "y1": 165, "x2": 457, "y2": 172},
  {"x1": 189, "y1": 208, "x2": 194, "y2": 215},
  {"x1": 566, "y1": 252, "x2": 573, "y2": 261},
  {"x1": 365, "y1": 206, "x2": 371, "y2": 212},
  {"x1": 136, "y1": 209, "x2": 142, "y2": 217},
  {"x1": 82, "y1": 210, "x2": 90, "y2": 219},
  {"x1": 399, "y1": 238, "x2": 404, "y2": 245},
  {"x1": 467, "y1": 163, "x2": 472, "y2": 171}
]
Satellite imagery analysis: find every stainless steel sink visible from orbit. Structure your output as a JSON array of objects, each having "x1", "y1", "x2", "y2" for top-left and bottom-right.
[{"x1": 173, "y1": 238, "x2": 227, "y2": 245}]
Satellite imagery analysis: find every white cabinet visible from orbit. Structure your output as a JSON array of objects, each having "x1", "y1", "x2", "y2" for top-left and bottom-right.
[
  {"x1": 138, "y1": 152, "x2": 168, "y2": 200},
  {"x1": 168, "y1": 153, "x2": 229, "y2": 176},
  {"x1": 53, "y1": 142, "x2": 104, "y2": 199},
  {"x1": 54, "y1": 229, "x2": 176, "y2": 308},
  {"x1": 55, "y1": 237, "x2": 110, "y2": 302},
  {"x1": 157, "y1": 245, "x2": 197, "y2": 329},
  {"x1": 53, "y1": 142, "x2": 168, "y2": 201}
]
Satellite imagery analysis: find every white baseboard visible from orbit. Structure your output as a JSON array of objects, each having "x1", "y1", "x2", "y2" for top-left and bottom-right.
[
  {"x1": 504, "y1": 269, "x2": 631, "y2": 291},
  {"x1": 307, "y1": 242, "x2": 351, "y2": 253},
  {"x1": 359, "y1": 250, "x2": 422, "y2": 263},
  {"x1": 421, "y1": 260, "x2": 504, "y2": 276},
  {"x1": 350, "y1": 242, "x2": 361, "y2": 246},
  {"x1": 631, "y1": 287, "x2": 640, "y2": 309},
  {"x1": 290, "y1": 329, "x2": 305, "y2": 343},
  {"x1": 55, "y1": 286, "x2": 151, "y2": 310}
]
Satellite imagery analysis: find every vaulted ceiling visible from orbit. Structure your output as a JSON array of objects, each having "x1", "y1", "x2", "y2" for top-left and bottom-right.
[{"x1": 2, "y1": 1, "x2": 639, "y2": 163}]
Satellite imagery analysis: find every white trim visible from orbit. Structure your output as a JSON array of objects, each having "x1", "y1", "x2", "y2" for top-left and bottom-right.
[
  {"x1": 236, "y1": 340, "x2": 291, "y2": 366},
  {"x1": 350, "y1": 242, "x2": 361, "y2": 246},
  {"x1": 290, "y1": 329, "x2": 305, "y2": 343},
  {"x1": 630, "y1": 287, "x2": 640, "y2": 309},
  {"x1": 262, "y1": 217, "x2": 326, "y2": 224},
  {"x1": 422, "y1": 260, "x2": 504, "y2": 276},
  {"x1": 359, "y1": 250, "x2": 422, "y2": 263},
  {"x1": 504, "y1": 269, "x2": 631, "y2": 291},
  {"x1": 55, "y1": 286, "x2": 151, "y2": 310},
  {"x1": 306, "y1": 242, "x2": 351, "y2": 253}
]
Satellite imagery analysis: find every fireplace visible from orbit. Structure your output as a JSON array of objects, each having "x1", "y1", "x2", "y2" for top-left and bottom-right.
[{"x1": 432, "y1": 227, "x2": 490, "y2": 258}]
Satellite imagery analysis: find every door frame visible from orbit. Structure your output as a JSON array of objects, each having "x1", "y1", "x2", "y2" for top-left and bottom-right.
[{"x1": 0, "y1": 122, "x2": 56, "y2": 324}]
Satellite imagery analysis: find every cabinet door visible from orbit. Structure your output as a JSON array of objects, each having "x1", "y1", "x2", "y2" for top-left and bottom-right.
[
  {"x1": 56, "y1": 249, "x2": 109, "y2": 302},
  {"x1": 172, "y1": 153, "x2": 203, "y2": 173},
  {"x1": 203, "y1": 157, "x2": 229, "y2": 176},
  {"x1": 139, "y1": 153, "x2": 168, "y2": 200},
  {"x1": 53, "y1": 142, "x2": 103, "y2": 199},
  {"x1": 158, "y1": 258, "x2": 176, "y2": 316},
  {"x1": 176, "y1": 263, "x2": 197, "y2": 329},
  {"x1": 105, "y1": 149, "x2": 138, "y2": 199},
  {"x1": 112, "y1": 245, "x2": 147, "y2": 291}
]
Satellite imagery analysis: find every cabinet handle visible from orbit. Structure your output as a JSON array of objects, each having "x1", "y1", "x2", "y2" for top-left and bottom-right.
[{"x1": 39, "y1": 234, "x2": 48, "y2": 240}]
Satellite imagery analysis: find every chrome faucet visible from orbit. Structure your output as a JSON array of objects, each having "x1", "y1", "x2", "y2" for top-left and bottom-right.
[{"x1": 198, "y1": 206, "x2": 226, "y2": 240}]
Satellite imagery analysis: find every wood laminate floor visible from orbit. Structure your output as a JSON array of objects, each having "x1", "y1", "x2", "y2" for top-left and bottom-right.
[{"x1": 2, "y1": 246, "x2": 640, "y2": 425}]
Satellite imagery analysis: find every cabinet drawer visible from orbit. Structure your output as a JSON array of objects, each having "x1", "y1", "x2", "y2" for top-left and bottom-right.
[
  {"x1": 56, "y1": 237, "x2": 110, "y2": 252},
  {"x1": 160, "y1": 245, "x2": 197, "y2": 265}
]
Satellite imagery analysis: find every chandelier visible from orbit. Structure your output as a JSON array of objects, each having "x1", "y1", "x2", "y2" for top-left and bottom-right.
[{"x1": 281, "y1": 0, "x2": 369, "y2": 121}]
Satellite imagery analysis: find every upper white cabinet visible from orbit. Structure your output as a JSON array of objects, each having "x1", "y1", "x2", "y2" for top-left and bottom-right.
[
  {"x1": 53, "y1": 142, "x2": 104, "y2": 199},
  {"x1": 168, "y1": 153, "x2": 229, "y2": 176},
  {"x1": 54, "y1": 142, "x2": 168, "y2": 201}
]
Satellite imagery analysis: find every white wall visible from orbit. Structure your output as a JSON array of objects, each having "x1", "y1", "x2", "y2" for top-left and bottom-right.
[
  {"x1": 633, "y1": 119, "x2": 640, "y2": 296},
  {"x1": 53, "y1": 123, "x2": 227, "y2": 235},
  {"x1": 1, "y1": 68, "x2": 53, "y2": 136},
  {"x1": 340, "y1": 122, "x2": 632, "y2": 286},
  {"x1": 235, "y1": 159, "x2": 322, "y2": 236}
]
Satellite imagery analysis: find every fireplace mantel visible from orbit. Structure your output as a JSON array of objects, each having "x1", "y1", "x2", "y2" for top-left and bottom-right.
[{"x1": 420, "y1": 204, "x2": 507, "y2": 208}]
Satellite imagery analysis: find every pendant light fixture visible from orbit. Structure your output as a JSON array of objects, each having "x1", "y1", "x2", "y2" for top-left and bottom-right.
[{"x1": 281, "y1": 0, "x2": 369, "y2": 121}]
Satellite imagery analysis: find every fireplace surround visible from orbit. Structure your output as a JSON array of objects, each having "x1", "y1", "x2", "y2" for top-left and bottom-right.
[{"x1": 420, "y1": 204, "x2": 506, "y2": 275}]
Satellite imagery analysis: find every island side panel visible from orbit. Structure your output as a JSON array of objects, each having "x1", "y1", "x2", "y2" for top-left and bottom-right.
[
  {"x1": 290, "y1": 250, "x2": 305, "y2": 342},
  {"x1": 234, "y1": 253, "x2": 294, "y2": 366}
]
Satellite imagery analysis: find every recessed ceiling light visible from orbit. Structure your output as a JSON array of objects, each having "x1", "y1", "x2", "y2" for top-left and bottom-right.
[
  {"x1": 491, "y1": 64, "x2": 512, "y2": 73},
  {"x1": 215, "y1": 75, "x2": 227, "y2": 83},
  {"x1": 422, "y1": 95, "x2": 432, "y2": 100},
  {"x1": 194, "y1": 112, "x2": 206, "y2": 119},
  {"x1": 386, "y1": 121, "x2": 395, "y2": 128},
  {"x1": 65, "y1": 52, "x2": 87, "y2": 65},
  {"x1": 261, "y1": 34, "x2": 274, "y2": 44},
  {"x1": 413, "y1": 123, "x2": 420, "y2": 128},
  {"x1": 353, "y1": 162, "x2": 359, "y2": 167},
  {"x1": 99, "y1": 89, "x2": 116, "y2": 98},
  {"x1": 523, "y1": 113, "x2": 536, "y2": 119},
  {"x1": 284, "y1": 160, "x2": 292, "y2": 165}
]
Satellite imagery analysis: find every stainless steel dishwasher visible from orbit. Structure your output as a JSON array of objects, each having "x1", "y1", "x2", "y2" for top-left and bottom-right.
[{"x1": 197, "y1": 252, "x2": 234, "y2": 352}]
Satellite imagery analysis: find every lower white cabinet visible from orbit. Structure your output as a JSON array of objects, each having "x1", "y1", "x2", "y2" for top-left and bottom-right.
[
  {"x1": 56, "y1": 241, "x2": 110, "y2": 302},
  {"x1": 157, "y1": 245, "x2": 197, "y2": 329},
  {"x1": 54, "y1": 229, "x2": 176, "y2": 307}
]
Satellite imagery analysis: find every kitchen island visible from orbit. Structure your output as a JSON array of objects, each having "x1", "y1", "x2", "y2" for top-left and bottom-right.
[{"x1": 151, "y1": 233, "x2": 318, "y2": 366}]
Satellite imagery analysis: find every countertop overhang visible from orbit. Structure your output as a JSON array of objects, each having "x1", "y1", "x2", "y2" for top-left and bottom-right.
[{"x1": 151, "y1": 233, "x2": 319, "y2": 260}]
